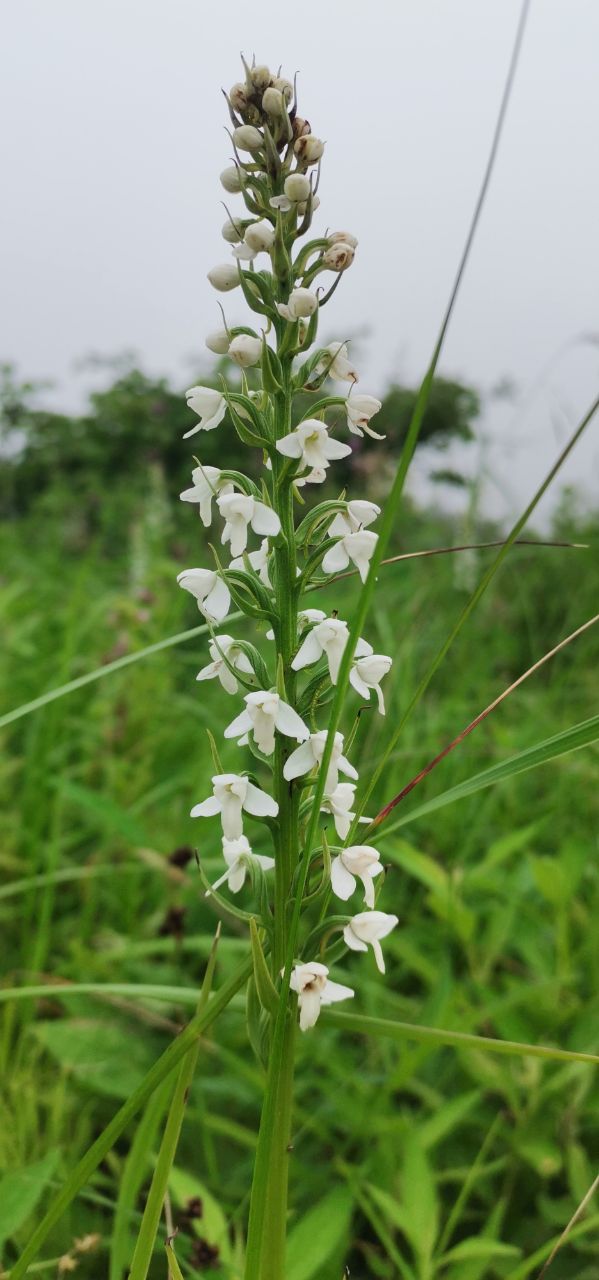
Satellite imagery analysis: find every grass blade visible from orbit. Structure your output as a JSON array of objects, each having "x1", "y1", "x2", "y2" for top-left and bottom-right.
[
  {"x1": 323, "y1": 1011, "x2": 599, "y2": 1065},
  {"x1": 377, "y1": 712, "x2": 599, "y2": 837},
  {"x1": 8, "y1": 955, "x2": 252, "y2": 1280}
]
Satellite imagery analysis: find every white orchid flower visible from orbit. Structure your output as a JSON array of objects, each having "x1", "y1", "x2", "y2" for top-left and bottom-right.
[
  {"x1": 294, "y1": 465, "x2": 328, "y2": 487},
  {"x1": 230, "y1": 538, "x2": 272, "y2": 587},
  {"x1": 343, "y1": 910, "x2": 399, "y2": 974},
  {"x1": 225, "y1": 691, "x2": 309, "y2": 756},
  {"x1": 346, "y1": 394, "x2": 385, "y2": 439},
  {"x1": 330, "y1": 845, "x2": 384, "y2": 909},
  {"x1": 294, "y1": 134, "x2": 325, "y2": 165},
  {"x1": 184, "y1": 387, "x2": 227, "y2": 438},
  {"x1": 176, "y1": 568, "x2": 230, "y2": 623},
  {"x1": 207, "y1": 263, "x2": 240, "y2": 292},
  {"x1": 289, "y1": 961, "x2": 354, "y2": 1031},
  {"x1": 276, "y1": 287, "x2": 319, "y2": 322},
  {"x1": 232, "y1": 241, "x2": 257, "y2": 262},
  {"x1": 329, "y1": 500, "x2": 380, "y2": 538},
  {"x1": 349, "y1": 644, "x2": 393, "y2": 714},
  {"x1": 228, "y1": 334, "x2": 262, "y2": 367},
  {"x1": 318, "y1": 341, "x2": 359, "y2": 383},
  {"x1": 179, "y1": 465, "x2": 233, "y2": 527},
  {"x1": 320, "y1": 782, "x2": 371, "y2": 841},
  {"x1": 276, "y1": 420, "x2": 351, "y2": 476},
  {"x1": 322, "y1": 529, "x2": 378, "y2": 583},
  {"x1": 291, "y1": 616, "x2": 349, "y2": 684},
  {"x1": 328, "y1": 231, "x2": 358, "y2": 249},
  {"x1": 217, "y1": 494, "x2": 281, "y2": 558},
  {"x1": 196, "y1": 634, "x2": 254, "y2": 695},
  {"x1": 190, "y1": 772, "x2": 278, "y2": 839},
  {"x1": 208, "y1": 836, "x2": 275, "y2": 894},
  {"x1": 270, "y1": 173, "x2": 312, "y2": 211},
  {"x1": 283, "y1": 730, "x2": 358, "y2": 792},
  {"x1": 233, "y1": 124, "x2": 264, "y2": 152}
]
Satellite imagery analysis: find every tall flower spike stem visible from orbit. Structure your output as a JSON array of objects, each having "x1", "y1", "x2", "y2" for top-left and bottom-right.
[{"x1": 244, "y1": 6, "x2": 533, "y2": 1273}]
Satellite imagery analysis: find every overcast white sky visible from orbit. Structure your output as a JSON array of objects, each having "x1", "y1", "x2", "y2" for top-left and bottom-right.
[{"x1": 1, "y1": 0, "x2": 598, "y2": 525}]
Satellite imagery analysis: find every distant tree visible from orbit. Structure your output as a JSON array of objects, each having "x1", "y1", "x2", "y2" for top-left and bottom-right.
[{"x1": 0, "y1": 360, "x2": 480, "y2": 519}]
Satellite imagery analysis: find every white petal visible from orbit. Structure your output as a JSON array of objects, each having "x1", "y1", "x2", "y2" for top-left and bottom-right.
[
  {"x1": 228, "y1": 861, "x2": 247, "y2": 892},
  {"x1": 343, "y1": 924, "x2": 368, "y2": 953},
  {"x1": 322, "y1": 436, "x2": 353, "y2": 461},
  {"x1": 276, "y1": 432, "x2": 303, "y2": 459},
  {"x1": 349, "y1": 668, "x2": 371, "y2": 700},
  {"x1": 298, "y1": 990, "x2": 322, "y2": 1031},
  {"x1": 322, "y1": 542, "x2": 350, "y2": 576},
  {"x1": 291, "y1": 630, "x2": 323, "y2": 671},
  {"x1": 283, "y1": 740, "x2": 316, "y2": 781},
  {"x1": 372, "y1": 939, "x2": 386, "y2": 974},
  {"x1": 275, "y1": 701, "x2": 309, "y2": 741},
  {"x1": 190, "y1": 796, "x2": 220, "y2": 818},
  {"x1": 250, "y1": 502, "x2": 281, "y2": 537},
  {"x1": 218, "y1": 665, "x2": 239, "y2": 695},
  {"x1": 204, "y1": 576, "x2": 231, "y2": 622},
  {"x1": 320, "y1": 979, "x2": 355, "y2": 1006},
  {"x1": 196, "y1": 661, "x2": 219, "y2": 683},
  {"x1": 330, "y1": 857, "x2": 356, "y2": 901},
  {"x1": 338, "y1": 753, "x2": 359, "y2": 781},
  {"x1": 224, "y1": 709, "x2": 253, "y2": 739},
  {"x1": 244, "y1": 782, "x2": 279, "y2": 819}
]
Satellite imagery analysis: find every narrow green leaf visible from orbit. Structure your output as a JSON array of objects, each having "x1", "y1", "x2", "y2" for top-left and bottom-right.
[
  {"x1": 110, "y1": 1079, "x2": 173, "y2": 1280},
  {"x1": 285, "y1": 1186, "x2": 353, "y2": 1280},
  {"x1": 250, "y1": 919, "x2": 279, "y2": 1016},
  {"x1": 379, "y1": 714, "x2": 599, "y2": 837},
  {"x1": 323, "y1": 1010, "x2": 599, "y2": 1066},
  {"x1": 441, "y1": 1238, "x2": 521, "y2": 1263}
]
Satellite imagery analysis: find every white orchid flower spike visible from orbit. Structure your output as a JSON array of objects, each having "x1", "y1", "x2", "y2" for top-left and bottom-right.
[
  {"x1": 320, "y1": 782, "x2": 371, "y2": 841},
  {"x1": 179, "y1": 465, "x2": 234, "y2": 527},
  {"x1": 343, "y1": 910, "x2": 399, "y2": 974},
  {"x1": 284, "y1": 730, "x2": 357, "y2": 792},
  {"x1": 322, "y1": 529, "x2": 379, "y2": 583},
  {"x1": 331, "y1": 845, "x2": 384, "y2": 909},
  {"x1": 225, "y1": 691, "x2": 309, "y2": 756},
  {"x1": 217, "y1": 493, "x2": 281, "y2": 558},
  {"x1": 291, "y1": 617, "x2": 349, "y2": 684},
  {"x1": 196, "y1": 635, "x2": 254, "y2": 695},
  {"x1": 184, "y1": 386, "x2": 227, "y2": 437},
  {"x1": 289, "y1": 961, "x2": 354, "y2": 1031},
  {"x1": 177, "y1": 568, "x2": 230, "y2": 623},
  {"x1": 276, "y1": 419, "x2": 351, "y2": 475},
  {"x1": 208, "y1": 835, "x2": 275, "y2": 895},
  {"x1": 190, "y1": 773, "x2": 278, "y2": 840}
]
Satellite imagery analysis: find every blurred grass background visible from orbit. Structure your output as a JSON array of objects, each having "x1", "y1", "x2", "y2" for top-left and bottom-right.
[{"x1": 0, "y1": 362, "x2": 598, "y2": 1278}]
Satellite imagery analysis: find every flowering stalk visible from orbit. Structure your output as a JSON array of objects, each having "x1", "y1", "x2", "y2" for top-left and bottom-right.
[{"x1": 179, "y1": 57, "x2": 397, "y2": 1275}]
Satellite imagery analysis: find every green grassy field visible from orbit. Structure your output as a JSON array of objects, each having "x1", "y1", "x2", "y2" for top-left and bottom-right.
[{"x1": 1, "y1": 483, "x2": 598, "y2": 1279}]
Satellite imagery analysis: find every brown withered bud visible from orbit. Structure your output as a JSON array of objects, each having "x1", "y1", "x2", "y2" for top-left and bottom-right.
[
  {"x1": 168, "y1": 845, "x2": 194, "y2": 868},
  {"x1": 292, "y1": 116, "x2": 311, "y2": 140},
  {"x1": 323, "y1": 241, "x2": 356, "y2": 271},
  {"x1": 158, "y1": 905, "x2": 186, "y2": 940},
  {"x1": 229, "y1": 82, "x2": 249, "y2": 114},
  {"x1": 294, "y1": 134, "x2": 325, "y2": 165},
  {"x1": 181, "y1": 1196, "x2": 204, "y2": 1221},
  {"x1": 190, "y1": 1238, "x2": 220, "y2": 1268}
]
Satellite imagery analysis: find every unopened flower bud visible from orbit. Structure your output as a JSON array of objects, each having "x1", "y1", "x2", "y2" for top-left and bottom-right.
[
  {"x1": 244, "y1": 220, "x2": 275, "y2": 253},
  {"x1": 323, "y1": 241, "x2": 356, "y2": 271},
  {"x1": 262, "y1": 87, "x2": 285, "y2": 117},
  {"x1": 251, "y1": 64, "x2": 272, "y2": 91},
  {"x1": 229, "y1": 82, "x2": 249, "y2": 113},
  {"x1": 284, "y1": 173, "x2": 311, "y2": 203},
  {"x1": 221, "y1": 218, "x2": 245, "y2": 244},
  {"x1": 277, "y1": 287, "x2": 319, "y2": 321},
  {"x1": 294, "y1": 134, "x2": 325, "y2": 165},
  {"x1": 233, "y1": 125, "x2": 263, "y2": 152},
  {"x1": 292, "y1": 116, "x2": 311, "y2": 140},
  {"x1": 220, "y1": 165, "x2": 243, "y2": 194},
  {"x1": 207, "y1": 263, "x2": 240, "y2": 292},
  {"x1": 273, "y1": 76, "x2": 294, "y2": 104},
  {"x1": 328, "y1": 231, "x2": 358, "y2": 249},
  {"x1": 228, "y1": 334, "x2": 262, "y2": 367},
  {"x1": 205, "y1": 329, "x2": 231, "y2": 355}
]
